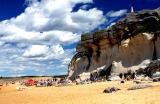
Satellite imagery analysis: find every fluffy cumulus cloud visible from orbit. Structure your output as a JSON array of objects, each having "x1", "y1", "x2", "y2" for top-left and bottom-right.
[
  {"x1": 0, "y1": 0, "x2": 127, "y2": 76},
  {"x1": 23, "y1": 45, "x2": 49, "y2": 57},
  {"x1": 0, "y1": 0, "x2": 108, "y2": 76}
]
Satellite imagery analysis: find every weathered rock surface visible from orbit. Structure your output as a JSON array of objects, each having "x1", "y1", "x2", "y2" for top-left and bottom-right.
[
  {"x1": 128, "y1": 84, "x2": 153, "y2": 90},
  {"x1": 68, "y1": 9, "x2": 160, "y2": 80},
  {"x1": 103, "y1": 86, "x2": 120, "y2": 93},
  {"x1": 136, "y1": 60, "x2": 160, "y2": 76}
]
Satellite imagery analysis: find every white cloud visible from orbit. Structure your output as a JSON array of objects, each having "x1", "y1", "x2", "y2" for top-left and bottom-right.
[
  {"x1": 0, "y1": 0, "x2": 105, "y2": 45},
  {"x1": 0, "y1": 0, "x2": 110, "y2": 76},
  {"x1": 62, "y1": 58, "x2": 71, "y2": 64},
  {"x1": 51, "y1": 44, "x2": 64, "y2": 55},
  {"x1": 43, "y1": 30, "x2": 81, "y2": 45},
  {"x1": 0, "y1": 41, "x2": 4, "y2": 46},
  {"x1": 17, "y1": 42, "x2": 28, "y2": 48},
  {"x1": 23, "y1": 45, "x2": 49, "y2": 57},
  {"x1": 0, "y1": 29, "x2": 80, "y2": 45},
  {"x1": 6, "y1": 0, "x2": 95, "y2": 33},
  {"x1": 71, "y1": 8, "x2": 106, "y2": 32},
  {"x1": 107, "y1": 9, "x2": 127, "y2": 17}
]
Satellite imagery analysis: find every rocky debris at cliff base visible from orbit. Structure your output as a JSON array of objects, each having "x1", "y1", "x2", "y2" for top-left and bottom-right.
[
  {"x1": 136, "y1": 60, "x2": 160, "y2": 78},
  {"x1": 153, "y1": 78, "x2": 160, "y2": 82},
  {"x1": 135, "y1": 75, "x2": 152, "y2": 81},
  {"x1": 152, "y1": 72, "x2": 160, "y2": 78},
  {"x1": 152, "y1": 71, "x2": 160, "y2": 82},
  {"x1": 107, "y1": 76, "x2": 121, "y2": 81}
]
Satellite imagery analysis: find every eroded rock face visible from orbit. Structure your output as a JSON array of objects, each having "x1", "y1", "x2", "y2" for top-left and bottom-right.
[
  {"x1": 68, "y1": 9, "x2": 160, "y2": 80},
  {"x1": 136, "y1": 60, "x2": 160, "y2": 77}
]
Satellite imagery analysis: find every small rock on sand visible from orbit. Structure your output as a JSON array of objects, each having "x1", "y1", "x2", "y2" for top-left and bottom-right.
[
  {"x1": 128, "y1": 84, "x2": 153, "y2": 90},
  {"x1": 153, "y1": 78, "x2": 160, "y2": 82},
  {"x1": 103, "y1": 86, "x2": 120, "y2": 93}
]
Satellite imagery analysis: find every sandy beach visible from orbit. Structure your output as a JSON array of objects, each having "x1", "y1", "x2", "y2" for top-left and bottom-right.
[{"x1": 0, "y1": 81, "x2": 160, "y2": 104}]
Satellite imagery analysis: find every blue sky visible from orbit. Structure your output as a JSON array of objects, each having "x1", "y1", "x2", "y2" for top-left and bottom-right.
[{"x1": 0, "y1": 0, "x2": 159, "y2": 77}]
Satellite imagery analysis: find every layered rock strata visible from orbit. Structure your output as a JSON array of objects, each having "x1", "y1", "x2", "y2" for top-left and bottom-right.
[{"x1": 68, "y1": 9, "x2": 160, "y2": 80}]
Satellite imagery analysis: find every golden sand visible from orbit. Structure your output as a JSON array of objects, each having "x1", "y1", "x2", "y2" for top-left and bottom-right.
[{"x1": 0, "y1": 81, "x2": 160, "y2": 104}]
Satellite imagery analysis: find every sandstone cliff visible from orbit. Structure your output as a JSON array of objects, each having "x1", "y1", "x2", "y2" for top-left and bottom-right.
[{"x1": 68, "y1": 9, "x2": 160, "y2": 80}]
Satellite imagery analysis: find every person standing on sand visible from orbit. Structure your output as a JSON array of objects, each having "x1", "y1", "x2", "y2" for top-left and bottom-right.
[
  {"x1": 119, "y1": 73, "x2": 123, "y2": 79},
  {"x1": 124, "y1": 73, "x2": 127, "y2": 80},
  {"x1": 131, "y1": 72, "x2": 136, "y2": 80}
]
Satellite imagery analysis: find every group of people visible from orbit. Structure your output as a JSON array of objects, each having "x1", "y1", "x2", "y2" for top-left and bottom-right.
[
  {"x1": 17, "y1": 78, "x2": 63, "y2": 87},
  {"x1": 119, "y1": 72, "x2": 136, "y2": 80},
  {"x1": 36, "y1": 79, "x2": 54, "y2": 87}
]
